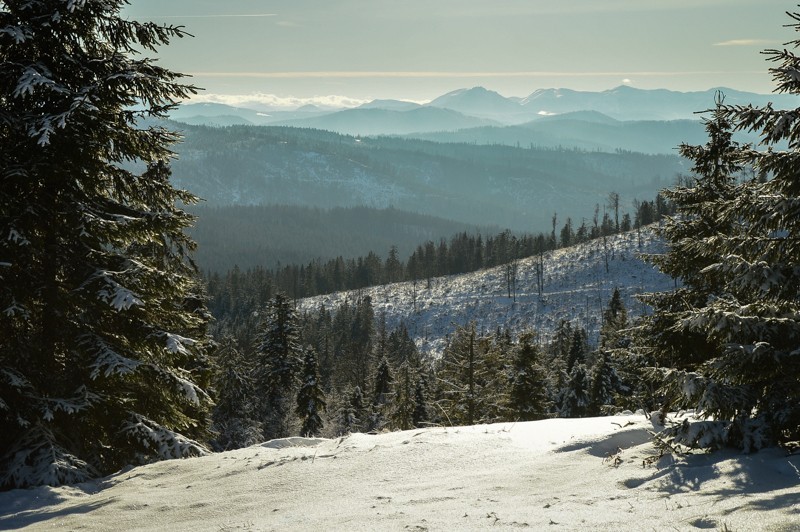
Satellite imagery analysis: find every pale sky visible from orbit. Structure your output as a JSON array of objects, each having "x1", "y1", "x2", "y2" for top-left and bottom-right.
[{"x1": 124, "y1": 0, "x2": 791, "y2": 107}]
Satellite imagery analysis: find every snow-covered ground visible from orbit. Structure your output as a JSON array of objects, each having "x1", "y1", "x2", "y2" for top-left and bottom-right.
[
  {"x1": 301, "y1": 228, "x2": 674, "y2": 356},
  {"x1": 2, "y1": 412, "x2": 798, "y2": 531}
]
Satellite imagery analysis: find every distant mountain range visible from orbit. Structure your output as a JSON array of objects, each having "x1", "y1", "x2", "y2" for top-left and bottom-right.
[{"x1": 172, "y1": 85, "x2": 799, "y2": 132}]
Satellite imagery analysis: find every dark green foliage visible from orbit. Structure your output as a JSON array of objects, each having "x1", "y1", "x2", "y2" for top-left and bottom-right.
[
  {"x1": 210, "y1": 338, "x2": 261, "y2": 451},
  {"x1": 630, "y1": 16, "x2": 800, "y2": 450},
  {"x1": 436, "y1": 324, "x2": 510, "y2": 426},
  {"x1": 600, "y1": 287, "x2": 628, "y2": 349},
  {"x1": 566, "y1": 328, "x2": 589, "y2": 374},
  {"x1": 412, "y1": 372, "x2": 431, "y2": 428},
  {"x1": 559, "y1": 365, "x2": 591, "y2": 418},
  {"x1": 254, "y1": 293, "x2": 302, "y2": 441},
  {"x1": 336, "y1": 385, "x2": 365, "y2": 435},
  {"x1": 391, "y1": 362, "x2": 417, "y2": 431},
  {"x1": 0, "y1": 0, "x2": 213, "y2": 489},
  {"x1": 296, "y1": 349, "x2": 326, "y2": 438},
  {"x1": 507, "y1": 332, "x2": 550, "y2": 421},
  {"x1": 588, "y1": 350, "x2": 620, "y2": 416},
  {"x1": 368, "y1": 356, "x2": 394, "y2": 432}
]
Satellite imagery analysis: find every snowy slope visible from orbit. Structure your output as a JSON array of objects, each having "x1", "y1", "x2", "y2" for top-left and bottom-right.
[
  {"x1": 2, "y1": 412, "x2": 798, "y2": 531},
  {"x1": 300, "y1": 228, "x2": 674, "y2": 356}
]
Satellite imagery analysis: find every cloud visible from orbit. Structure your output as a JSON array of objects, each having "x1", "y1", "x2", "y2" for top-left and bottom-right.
[
  {"x1": 713, "y1": 39, "x2": 775, "y2": 47},
  {"x1": 188, "y1": 93, "x2": 371, "y2": 110},
  {"x1": 622, "y1": 78, "x2": 632, "y2": 84},
  {"x1": 155, "y1": 13, "x2": 277, "y2": 19}
]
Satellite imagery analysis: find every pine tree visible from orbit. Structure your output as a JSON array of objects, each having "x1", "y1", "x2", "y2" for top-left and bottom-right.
[
  {"x1": 436, "y1": 323, "x2": 507, "y2": 425},
  {"x1": 559, "y1": 364, "x2": 590, "y2": 418},
  {"x1": 295, "y1": 349, "x2": 326, "y2": 438},
  {"x1": 210, "y1": 337, "x2": 261, "y2": 451},
  {"x1": 437, "y1": 324, "x2": 481, "y2": 425},
  {"x1": 412, "y1": 372, "x2": 430, "y2": 428},
  {"x1": 566, "y1": 327, "x2": 588, "y2": 374},
  {"x1": 600, "y1": 287, "x2": 628, "y2": 349},
  {"x1": 630, "y1": 28, "x2": 800, "y2": 450},
  {"x1": 588, "y1": 349, "x2": 619, "y2": 416},
  {"x1": 367, "y1": 356, "x2": 394, "y2": 432},
  {"x1": 337, "y1": 385, "x2": 365, "y2": 435},
  {"x1": 254, "y1": 293, "x2": 302, "y2": 441},
  {"x1": 0, "y1": 1, "x2": 213, "y2": 489},
  {"x1": 391, "y1": 361, "x2": 417, "y2": 430},
  {"x1": 507, "y1": 332, "x2": 550, "y2": 421}
]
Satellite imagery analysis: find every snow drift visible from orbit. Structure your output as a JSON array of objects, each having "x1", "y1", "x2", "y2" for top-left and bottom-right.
[{"x1": 2, "y1": 412, "x2": 798, "y2": 531}]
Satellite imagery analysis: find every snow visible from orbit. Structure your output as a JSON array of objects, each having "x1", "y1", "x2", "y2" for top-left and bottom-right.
[
  {"x1": 2, "y1": 412, "x2": 798, "y2": 530},
  {"x1": 300, "y1": 228, "x2": 674, "y2": 357}
]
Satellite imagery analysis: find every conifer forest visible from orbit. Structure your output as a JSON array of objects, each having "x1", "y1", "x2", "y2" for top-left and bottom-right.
[{"x1": 1, "y1": 1, "x2": 799, "y2": 504}]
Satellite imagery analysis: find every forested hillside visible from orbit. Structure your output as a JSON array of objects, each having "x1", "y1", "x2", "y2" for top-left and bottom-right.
[
  {"x1": 188, "y1": 205, "x2": 496, "y2": 273},
  {"x1": 169, "y1": 124, "x2": 684, "y2": 231}
]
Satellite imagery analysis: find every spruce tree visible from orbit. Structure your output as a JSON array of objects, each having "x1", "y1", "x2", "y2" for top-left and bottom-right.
[
  {"x1": 0, "y1": 1, "x2": 213, "y2": 489},
  {"x1": 295, "y1": 349, "x2": 326, "y2": 438},
  {"x1": 559, "y1": 364, "x2": 590, "y2": 418},
  {"x1": 210, "y1": 337, "x2": 261, "y2": 451},
  {"x1": 254, "y1": 293, "x2": 302, "y2": 441},
  {"x1": 437, "y1": 324, "x2": 482, "y2": 425},
  {"x1": 507, "y1": 332, "x2": 550, "y2": 421},
  {"x1": 367, "y1": 356, "x2": 394, "y2": 432},
  {"x1": 588, "y1": 349, "x2": 619, "y2": 416},
  {"x1": 391, "y1": 361, "x2": 417, "y2": 431},
  {"x1": 337, "y1": 385, "x2": 365, "y2": 435},
  {"x1": 412, "y1": 372, "x2": 430, "y2": 428},
  {"x1": 630, "y1": 35, "x2": 800, "y2": 450},
  {"x1": 600, "y1": 287, "x2": 628, "y2": 349},
  {"x1": 436, "y1": 323, "x2": 507, "y2": 425}
]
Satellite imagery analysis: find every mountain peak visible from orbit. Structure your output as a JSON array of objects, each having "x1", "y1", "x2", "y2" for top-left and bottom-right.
[{"x1": 427, "y1": 86, "x2": 523, "y2": 119}]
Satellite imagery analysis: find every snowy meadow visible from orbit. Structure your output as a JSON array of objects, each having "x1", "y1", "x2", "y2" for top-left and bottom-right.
[{"x1": 2, "y1": 412, "x2": 798, "y2": 531}]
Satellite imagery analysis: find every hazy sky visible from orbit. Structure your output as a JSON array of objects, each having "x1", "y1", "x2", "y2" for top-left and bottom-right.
[{"x1": 124, "y1": 0, "x2": 792, "y2": 107}]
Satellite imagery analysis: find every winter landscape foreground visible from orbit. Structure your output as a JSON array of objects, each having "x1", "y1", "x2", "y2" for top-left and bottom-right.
[{"x1": 1, "y1": 412, "x2": 798, "y2": 531}]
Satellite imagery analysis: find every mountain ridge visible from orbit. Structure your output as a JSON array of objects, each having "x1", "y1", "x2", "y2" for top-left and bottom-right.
[{"x1": 172, "y1": 85, "x2": 799, "y2": 132}]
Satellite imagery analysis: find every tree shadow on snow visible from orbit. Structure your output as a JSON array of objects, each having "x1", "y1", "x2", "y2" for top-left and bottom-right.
[
  {"x1": 0, "y1": 478, "x2": 119, "y2": 529},
  {"x1": 654, "y1": 448, "x2": 800, "y2": 513},
  {"x1": 0, "y1": 493, "x2": 117, "y2": 529}
]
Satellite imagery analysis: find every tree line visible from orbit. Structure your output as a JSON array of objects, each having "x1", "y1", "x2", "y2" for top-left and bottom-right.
[
  {"x1": 205, "y1": 191, "x2": 674, "y2": 317},
  {"x1": 5, "y1": 0, "x2": 798, "y2": 492},
  {"x1": 209, "y1": 288, "x2": 640, "y2": 450}
]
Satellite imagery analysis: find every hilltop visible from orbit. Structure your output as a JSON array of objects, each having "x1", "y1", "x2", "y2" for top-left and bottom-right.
[{"x1": 299, "y1": 227, "x2": 674, "y2": 355}]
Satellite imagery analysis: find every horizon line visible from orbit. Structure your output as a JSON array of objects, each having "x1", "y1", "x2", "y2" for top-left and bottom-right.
[{"x1": 188, "y1": 70, "x2": 765, "y2": 79}]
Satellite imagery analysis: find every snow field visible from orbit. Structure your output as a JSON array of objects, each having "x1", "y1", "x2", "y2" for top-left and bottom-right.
[{"x1": 2, "y1": 412, "x2": 798, "y2": 531}]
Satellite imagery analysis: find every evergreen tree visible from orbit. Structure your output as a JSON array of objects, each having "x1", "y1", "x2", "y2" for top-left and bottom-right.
[
  {"x1": 296, "y1": 349, "x2": 326, "y2": 438},
  {"x1": 600, "y1": 287, "x2": 628, "y2": 349},
  {"x1": 210, "y1": 337, "x2": 261, "y2": 451},
  {"x1": 0, "y1": 1, "x2": 213, "y2": 489},
  {"x1": 367, "y1": 356, "x2": 394, "y2": 432},
  {"x1": 412, "y1": 372, "x2": 430, "y2": 428},
  {"x1": 254, "y1": 293, "x2": 302, "y2": 441},
  {"x1": 588, "y1": 349, "x2": 619, "y2": 416},
  {"x1": 566, "y1": 328, "x2": 588, "y2": 374},
  {"x1": 559, "y1": 364, "x2": 590, "y2": 418},
  {"x1": 507, "y1": 332, "x2": 550, "y2": 421},
  {"x1": 436, "y1": 323, "x2": 507, "y2": 425},
  {"x1": 437, "y1": 324, "x2": 481, "y2": 425},
  {"x1": 337, "y1": 385, "x2": 365, "y2": 435},
  {"x1": 391, "y1": 361, "x2": 417, "y2": 430},
  {"x1": 630, "y1": 43, "x2": 800, "y2": 451}
]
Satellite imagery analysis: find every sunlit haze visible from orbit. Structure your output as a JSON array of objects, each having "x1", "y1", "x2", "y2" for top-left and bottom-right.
[{"x1": 123, "y1": 0, "x2": 789, "y2": 109}]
